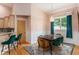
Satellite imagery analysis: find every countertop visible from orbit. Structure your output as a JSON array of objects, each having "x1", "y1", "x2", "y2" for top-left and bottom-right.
[{"x1": 0, "y1": 32, "x2": 14, "y2": 36}]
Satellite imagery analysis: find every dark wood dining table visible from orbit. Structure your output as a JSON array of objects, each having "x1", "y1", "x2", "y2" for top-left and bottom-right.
[{"x1": 38, "y1": 35, "x2": 54, "y2": 54}]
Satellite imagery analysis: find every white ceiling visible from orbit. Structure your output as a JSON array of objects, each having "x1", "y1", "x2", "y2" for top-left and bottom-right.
[
  {"x1": 0, "y1": 3, "x2": 13, "y2": 8},
  {"x1": 0, "y1": 3, "x2": 77, "y2": 13},
  {"x1": 34, "y1": 3, "x2": 77, "y2": 13}
]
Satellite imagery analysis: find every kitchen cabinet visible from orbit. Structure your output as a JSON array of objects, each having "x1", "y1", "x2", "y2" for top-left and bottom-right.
[
  {"x1": 4, "y1": 15, "x2": 15, "y2": 28},
  {"x1": 0, "y1": 18, "x2": 4, "y2": 28},
  {"x1": 4, "y1": 16, "x2": 9, "y2": 28},
  {"x1": 8, "y1": 15, "x2": 15, "y2": 28}
]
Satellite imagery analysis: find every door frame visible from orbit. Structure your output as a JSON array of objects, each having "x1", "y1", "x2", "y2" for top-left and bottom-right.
[{"x1": 16, "y1": 15, "x2": 27, "y2": 41}]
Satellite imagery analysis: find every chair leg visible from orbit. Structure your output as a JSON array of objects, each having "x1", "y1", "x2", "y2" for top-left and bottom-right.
[
  {"x1": 38, "y1": 46, "x2": 40, "y2": 51},
  {"x1": 8, "y1": 45, "x2": 10, "y2": 55},
  {"x1": 1, "y1": 45, "x2": 4, "y2": 55},
  {"x1": 11, "y1": 44, "x2": 13, "y2": 47},
  {"x1": 62, "y1": 43, "x2": 63, "y2": 46},
  {"x1": 17, "y1": 41, "x2": 21, "y2": 47},
  {"x1": 17, "y1": 42, "x2": 18, "y2": 48},
  {"x1": 13, "y1": 43, "x2": 16, "y2": 50},
  {"x1": 71, "y1": 45, "x2": 75, "y2": 55},
  {"x1": 43, "y1": 48, "x2": 44, "y2": 55},
  {"x1": 49, "y1": 43, "x2": 52, "y2": 55},
  {"x1": 19, "y1": 40, "x2": 21, "y2": 45}
]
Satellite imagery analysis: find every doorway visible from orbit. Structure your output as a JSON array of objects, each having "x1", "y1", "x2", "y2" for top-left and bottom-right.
[{"x1": 17, "y1": 16, "x2": 26, "y2": 44}]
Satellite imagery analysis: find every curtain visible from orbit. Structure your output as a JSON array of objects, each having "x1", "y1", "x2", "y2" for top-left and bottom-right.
[
  {"x1": 51, "y1": 22, "x2": 54, "y2": 34},
  {"x1": 66, "y1": 15, "x2": 73, "y2": 38}
]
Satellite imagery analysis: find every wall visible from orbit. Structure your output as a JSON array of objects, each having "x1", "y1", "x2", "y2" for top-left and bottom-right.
[
  {"x1": 0, "y1": 5, "x2": 11, "y2": 18},
  {"x1": 12, "y1": 3, "x2": 31, "y2": 16},
  {"x1": 0, "y1": 5, "x2": 12, "y2": 51},
  {"x1": 12, "y1": 4, "x2": 50, "y2": 44},
  {"x1": 26, "y1": 16, "x2": 31, "y2": 43},
  {"x1": 0, "y1": 34, "x2": 9, "y2": 53},
  {"x1": 16, "y1": 16, "x2": 31, "y2": 43},
  {"x1": 11, "y1": 3, "x2": 31, "y2": 43},
  {"x1": 31, "y1": 4, "x2": 50, "y2": 44},
  {"x1": 51, "y1": 6, "x2": 79, "y2": 45}
]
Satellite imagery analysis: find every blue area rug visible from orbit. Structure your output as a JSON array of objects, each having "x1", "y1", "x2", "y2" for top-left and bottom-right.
[{"x1": 24, "y1": 43, "x2": 75, "y2": 55}]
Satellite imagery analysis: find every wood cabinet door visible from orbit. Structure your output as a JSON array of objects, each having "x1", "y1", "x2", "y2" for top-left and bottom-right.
[
  {"x1": 8, "y1": 15, "x2": 15, "y2": 28},
  {"x1": 3, "y1": 16, "x2": 15, "y2": 28},
  {"x1": 4, "y1": 17, "x2": 9, "y2": 28},
  {"x1": 0, "y1": 18, "x2": 4, "y2": 28},
  {"x1": 17, "y1": 20, "x2": 26, "y2": 44}
]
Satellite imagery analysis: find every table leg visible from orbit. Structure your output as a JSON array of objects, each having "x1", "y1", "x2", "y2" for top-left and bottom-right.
[{"x1": 49, "y1": 42, "x2": 52, "y2": 55}]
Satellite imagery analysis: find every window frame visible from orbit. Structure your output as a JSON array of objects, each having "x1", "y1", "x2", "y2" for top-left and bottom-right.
[{"x1": 54, "y1": 16, "x2": 67, "y2": 31}]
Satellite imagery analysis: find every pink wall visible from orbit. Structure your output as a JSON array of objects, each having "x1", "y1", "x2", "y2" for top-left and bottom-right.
[
  {"x1": 12, "y1": 3, "x2": 31, "y2": 16},
  {"x1": 31, "y1": 4, "x2": 50, "y2": 44},
  {"x1": 51, "y1": 7, "x2": 79, "y2": 45},
  {"x1": 0, "y1": 5, "x2": 11, "y2": 18}
]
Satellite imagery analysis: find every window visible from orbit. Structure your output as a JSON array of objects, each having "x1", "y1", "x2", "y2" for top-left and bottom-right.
[
  {"x1": 54, "y1": 18, "x2": 61, "y2": 31},
  {"x1": 54, "y1": 16, "x2": 67, "y2": 32}
]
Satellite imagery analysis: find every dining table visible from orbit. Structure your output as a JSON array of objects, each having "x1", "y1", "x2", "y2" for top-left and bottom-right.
[
  {"x1": 38, "y1": 35, "x2": 54, "y2": 54},
  {"x1": 38, "y1": 34, "x2": 63, "y2": 55}
]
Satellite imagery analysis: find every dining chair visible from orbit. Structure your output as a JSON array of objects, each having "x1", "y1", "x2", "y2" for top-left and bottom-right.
[
  {"x1": 1, "y1": 35, "x2": 16, "y2": 55},
  {"x1": 38, "y1": 38, "x2": 50, "y2": 54},
  {"x1": 51, "y1": 36, "x2": 64, "y2": 47},
  {"x1": 15, "y1": 33, "x2": 22, "y2": 47}
]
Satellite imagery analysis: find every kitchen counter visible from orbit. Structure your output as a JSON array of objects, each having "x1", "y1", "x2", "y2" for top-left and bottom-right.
[
  {"x1": 0, "y1": 32, "x2": 15, "y2": 44},
  {"x1": 0, "y1": 32, "x2": 14, "y2": 36}
]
